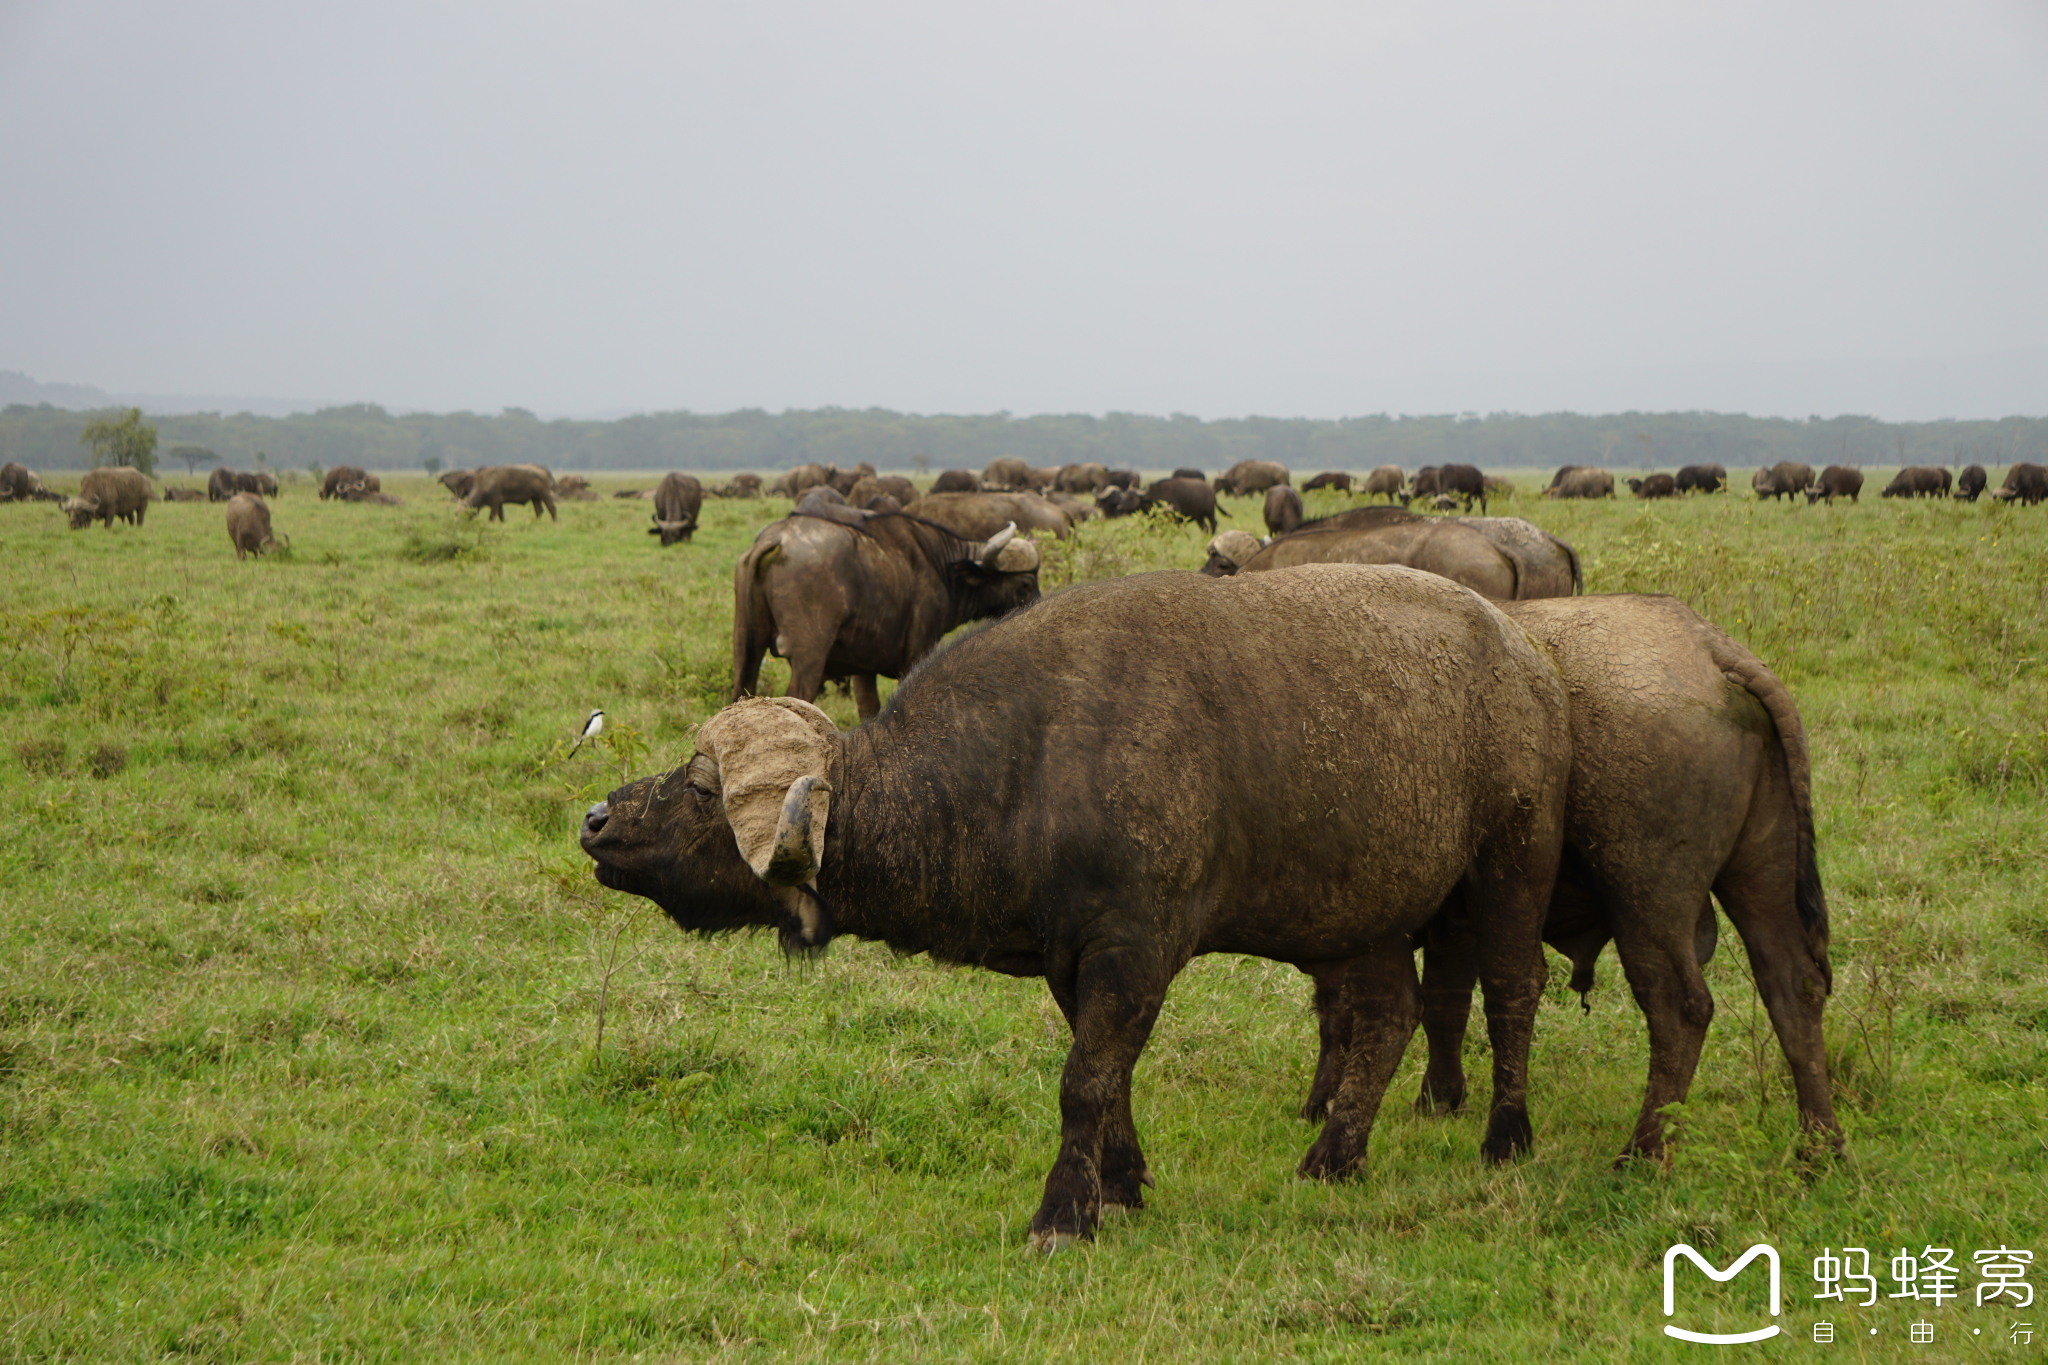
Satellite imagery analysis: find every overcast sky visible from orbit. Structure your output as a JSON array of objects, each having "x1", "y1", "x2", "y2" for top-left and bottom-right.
[{"x1": 2, "y1": 0, "x2": 2045, "y2": 420}]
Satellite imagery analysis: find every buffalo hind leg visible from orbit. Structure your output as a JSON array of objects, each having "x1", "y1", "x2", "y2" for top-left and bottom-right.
[
  {"x1": 1030, "y1": 942, "x2": 1169, "y2": 1249},
  {"x1": 851, "y1": 675, "x2": 882, "y2": 721},
  {"x1": 1415, "y1": 928, "x2": 1479, "y2": 1115},
  {"x1": 1298, "y1": 942, "x2": 1422, "y2": 1180},
  {"x1": 1467, "y1": 821, "x2": 1562, "y2": 1163},
  {"x1": 1608, "y1": 901, "x2": 1716, "y2": 1163},
  {"x1": 1299, "y1": 966, "x2": 1354, "y2": 1123}
]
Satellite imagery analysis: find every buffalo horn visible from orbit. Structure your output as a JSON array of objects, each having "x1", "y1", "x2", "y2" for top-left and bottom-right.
[
  {"x1": 978, "y1": 522, "x2": 1018, "y2": 568},
  {"x1": 764, "y1": 773, "x2": 831, "y2": 887}
]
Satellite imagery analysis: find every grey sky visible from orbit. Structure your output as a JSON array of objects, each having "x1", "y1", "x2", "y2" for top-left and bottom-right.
[{"x1": 3, "y1": 0, "x2": 2045, "y2": 420}]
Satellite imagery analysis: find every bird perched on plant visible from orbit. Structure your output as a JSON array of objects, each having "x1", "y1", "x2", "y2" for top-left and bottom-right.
[{"x1": 569, "y1": 709, "x2": 605, "y2": 756}]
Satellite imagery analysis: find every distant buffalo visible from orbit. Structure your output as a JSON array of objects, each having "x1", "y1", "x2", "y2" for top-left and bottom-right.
[
  {"x1": 225, "y1": 493, "x2": 284, "y2": 559},
  {"x1": 1103, "y1": 469, "x2": 1139, "y2": 490},
  {"x1": 903, "y1": 491, "x2": 1072, "y2": 541},
  {"x1": 210, "y1": 467, "x2": 277, "y2": 500},
  {"x1": 1627, "y1": 474, "x2": 1677, "y2": 499},
  {"x1": 65, "y1": 466, "x2": 153, "y2": 530},
  {"x1": 1302, "y1": 471, "x2": 1353, "y2": 493},
  {"x1": 1411, "y1": 467, "x2": 1441, "y2": 499},
  {"x1": 649, "y1": 472, "x2": 703, "y2": 546},
  {"x1": 929, "y1": 469, "x2": 979, "y2": 493},
  {"x1": 324, "y1": 466, "x2": 381, "y2": 501},
  {"x1": 1675, "y1": 464, "x2": 1727, "y2": 494},
  {"x1": 464, "y1": 465, "x2": 557, "y2": 521},
  {"x1": 1752, "y1": 462, "x2": 1815, "y2": 500},
  {"x1": 1881, "y1": 467, "x2": 1951, "y2": 499},
  {"x1": 1097, "y1": 478, "x2": 1223, "y2": 534},
  {"x1": 1264, "y1": 485, "x2": 1304, "y2": 536},
  {"x1": 1954, "y1": 465, "x2": 1987, "y2": 502},
  {"x1": 718, "y1": 473, "x2": 764, "y2": 499},
  {"x1": 1806, "y1": 466, "x2": 1864, "y2": 505},
  {"x1": 1547, "y1": 468, "x2": 1614, "y2": 500},
  {"x1": 1171, "y1": 467, "x2": 1204, "y2": 481},
  {"x1": 1364, "y1": 466, "x2": 1407, "y2": 504},
  {"x1": 0, "y1": 462, "x2": 57, "y2": 502},
  {"x1": 1054, "y1": 463, "x2": 1110, "y2": 494},
  {"x1": 438, "y1": 469, "x2": 476, "y2": 500},
  {"x1": 1212, "y1": 460, "x2": 1290, "y2": 496},
  {"x1": 847, "y1": 475, "x2": 917, "y2": 508},
  {"x1": 1992, "y1": 463, "x2": 2047, "y2": 506},
  {"x1": 981, "y1": 458, "x2": 1033, "y2": 491},
  {"x1": 770, "y1": 464, "x2": 833, "y2": 498}
]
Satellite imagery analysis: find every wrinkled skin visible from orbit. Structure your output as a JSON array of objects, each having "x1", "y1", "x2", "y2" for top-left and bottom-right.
[
  {"x1": 586, "y1": 565, "x2": 1570, "y2": 1247},
  {"x1": 1881, "y1": 467, "x2": 1951, "y2": 499},
  {"x1": 64, "y1": 467, "x2": 153, "y2": 530},
  {"x1": 224, "y1": 492, "x2": 280, "y2": 559},
  {"x1": 902, "y1": 491, "x2": 1072, "y2": 540},
  {"x1": 649, "y1": 472, "x2": 703, "y2": 546},
  {"x1": 1306, "y1": 594, "x2": 1843, "y2": 1164},
  {"x1": 1211, "y1": 460, "x2": 1290, "y2": 496},
  {"x1": 1954, "y1": 465, "x2": 1987, "y2": 502},
  {"x1": 731, "y1": 511, "x2": 1042, "y2": 721},
  {"x1": 1302, "y1": 471, "x2": 1353, "y2": 493},
  {"x1": 1264, "y1": 485, "x2": 1304, "y2": 535},
  {"x1": 1676, "y1": 464, "x2": 1727, "y2": 494},
  {"x1": 1806, "y1": 466, "x2": 1864, "y2": 505},
  {"x1": 463, "y1": 465, "x2": 557, "y2": 521}
]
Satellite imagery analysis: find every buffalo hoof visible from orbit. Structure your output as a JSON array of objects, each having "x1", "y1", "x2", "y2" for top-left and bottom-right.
[
  {"x1": 1296, "y1": 1128, "x2": 1366, "y2": 1182},
  {"x1": 1099, "y1": 1165, "x2": 1153, "y2": 1210},
  {"x1": 1480, "y1": 1107, "x2": 1533, "y2": 1164},
  {"x1": 1027, "y1": 1227, "x2": 1083, "y2": 1254},
  {"x1": 1414, "y1": 1079, "x2": 1467, "y2": 1117}
]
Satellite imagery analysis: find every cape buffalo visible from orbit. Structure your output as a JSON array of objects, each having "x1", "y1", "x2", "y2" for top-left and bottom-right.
[
  {"x1": 929, "y1": 469, "x2": 979, "y2": 493},
  {"x1": 731, "y1": 512, "x2": 1043, "y2": 720},
  {"x1": 162, "y1": 487, "x2": 206, "y2": 502},
  {"x1": 1752, "y1": 462, "x2": 1814, "y2": 500},
  {"x1": 1054, "y1": 463, "x2": 1110, "y2": 494},
  {"x1": 769, "y1": 464, "x2": 833, "y2": 498},
  {"x1": 1954, "y1": 464, "x2": 1988, "y2": 501},
  {"x1": 718, "y1": 473, "x2": 764, "y2": 498},
  {"x1": 438, "y1": 469, "x2": 475, "y2": 500},
  {"x1": 324, "y1": 466, "x2": 381, "y2": 500},
  {"x1": 224, "y1": 492, "x2": 285, "y2": 559},
  {"x1": 586, "y1": 564, "x2": 1570, "y2": 1245},
  {"x1": 1212, "y1": 460, "x2": 1290, "y2": 496},
  {"x1": 1675, "y1": 464, "x2": 1727, "y2": 494},
  {"x1": 1201, "y1": 519, "x2": 1518, "y2": 599},
  {"x1": 649, "y1": 472, "x2": 704, "y2": 546},
  {"x1": 1364, "y1": 466, "x2": 1407, "y2": 504},
  {"x1": 0, "y1": 462, "x2": 54, "y2": 502},
  {"x1": 1547, "y1": 468, "x2": 1614, "y2": 500},
  {"x1": 1435, "y1": 464, "x2": 1487, "y2": 513},
  {"x1": 1547, "y1": 465, "x2": 1583, "y2": 490},
  {"x1": 1328, "y1": 595, "x2": 1840, "y2": 1162},
  {"x1": 64, "y1": 466, "x2": 153, "y2": 530},
  {"x1": 1171, "y1": 467, "x2": 1204, "y2": 481},
  {"x1": 902, "y1": 491, "x2": 1072, "y2": 541},
  {"x1": 1882, "y1": 467, "x2": 1951, "y2": 499},
  {"x1": 207, "y1": 466, "x2": 238, "y2": 502},
  {"x1": 1302, "y1": 471, "x2": 1353, "y2": 493},
  {"x1": 982, "y1": 458, "x2": 1033, "y2": 491},
  {"x1": 847, "y1": 475, "x2": 917, "y2": 507},
  {"x1": 828, "y1": 463, "x2": 878, "y2": 497},
  {"x1": 1992, "y1": 462, "x2": 2047, "y2": 505},
  {"x1": 1410, "y1": 467, "x2": 1441, "y2": 499},
  {"x1": 464, "y1": 465, "x2": 557, "y2": 521},
  {"x1": 1263, "y1": 484, "x2": 1304, "y2": 536},
  {"x1": 1104, "y1": 469, "x2": 1139, "y2": 490},
  {"x1": 1202, "y1": 508, "x2": 1580, "y2": 599},
  {"x1": 1806, "y1": 466, "x2": 1864, "y2": 505},
  {"x1": 1627, "y1": 474, "x2": 1677, "y2": 499},
  {"x1": 1095, "y1": 478, "x2": 1222, "y2": 533}
]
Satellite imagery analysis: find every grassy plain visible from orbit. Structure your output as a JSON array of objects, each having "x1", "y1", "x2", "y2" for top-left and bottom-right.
[{"x1": 0, "y1": 472, "x2": 2044, "y2": 1362}]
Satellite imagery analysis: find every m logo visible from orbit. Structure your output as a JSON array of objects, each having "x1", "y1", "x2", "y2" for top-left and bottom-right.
[{"x1": 1663, "y1": 1243, "x2": 1783, "y2": 1344}]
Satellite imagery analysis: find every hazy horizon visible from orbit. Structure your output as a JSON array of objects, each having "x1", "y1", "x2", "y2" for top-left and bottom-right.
[{"x1": 4, "y1": 2, "x2": 2045, "y2": 422}]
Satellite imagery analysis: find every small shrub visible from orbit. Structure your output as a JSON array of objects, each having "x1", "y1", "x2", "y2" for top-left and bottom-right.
[{"x1": 87, "y1": 743, "x2": 127, "y2": 779}]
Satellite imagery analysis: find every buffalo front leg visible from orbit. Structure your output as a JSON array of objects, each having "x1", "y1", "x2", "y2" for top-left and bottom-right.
[
  {"x1": 1047, "y1": 977, "x2": 1153, "y2": 1212},
  {"x1": 1030, "y1": 944, "x2": 1169, "y2": 1250},
  {"x1": 1298, "y1": 942, "x2": 1422, "y2": 1180},
  {"x1": 851, "y1": 675, "x2": 882, "y2": 721}
]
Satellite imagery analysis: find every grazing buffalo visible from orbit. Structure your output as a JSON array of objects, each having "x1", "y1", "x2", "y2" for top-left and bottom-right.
[
  {"x1": 1992, "y1": 462, "x2": 2048, "y2": 505},
  {"x1": 1200, "y1": 516, "x2": 1521, "y2": 600},
  {"x1": 1142, "y1": 477, "x2": 1224, "y2": 533},
  {"x1": 324, "y1": 466, "x2": 381, "y2": 500},
  {"x1": 464, "y1": 465, "x2": 557, "y2": 521},
  {"x1": 731, "y1": 512, "x2": 1042, "y2": 720},
  {"x1": 847, "y1": 475, "x2": 917, "y2": 508},
  {"x1": 828, "y1": 463, "x2": 878, "y2": 497},
  {"x1": 1212, "y1": 460, "x2": 1291, "y2": 496},
  {"x1": 1364, "y1": 466, "x2": 1407, "y2": 504},
  {"x1": 1881, "y1": 466, "x2": 1951, "y2": 499},
  {"x1": 1954, "y1": 465, "x2": 1988, "y2": 502},
  {"x1": 1546, "y1": 468, "x2": 1614, "y2": 500},
  {"x1": 1302, "y1": 471, "x2": 1353, "y2": 493},
  {"x1": 982, "y1": 458, "x2": 1034, "y2": 491},
  {"x1": 1104, "y1": 469, "x2": 1139, "y2": 490},
  {"x1": 0, "y1": 462, "x2": 56, "y2": 502},
  {"x1": 1362, "y1": 595, "x2": 1839, "y2": 1162},
  {"x1": 1054, "y1": 463, "x2": 1110, "y2": 494},
  {"x1": 1675, "y1": 464, "x2": 1727, "y2": 494},
  {"x1": 224, "y1": 493, "x2": 284, "y2": 559},
  {"x1": 1806, "y1": 466, "x2": 1864, "y2": 505},
  {"x1": 649, "y1": 472, "x2": 704, "y2": 546},
  {"x1": 437, "y1": 469, "x2": 476, "y2": 500},
  {"x1": 586, "y1": 564, "x2": 1570, "y2": 1245},
  {"x1": 1263, "y1": 485, "x2": 1304, "y2": 536},
  {"x1": 1627, "y1": 474, "x2": 1677, "y2": 499},
  {"x1": 769, "y1": 464, "x2": 833, "y2": 498},
  {"x1": 64, "y1": 466, "x2": 153, "y2": 530},
  {"x1": 209, "y1": 468, "x2": 277, "y2": 500},
  {"x1": 718, "y1": 473, "x2": 764, "y2": 499},
  {"x1": 1171, "y1": 467, "x2": 1204, "y2": 481},
  {"x1": 555, "y1": 475, "x2": 599, "y2": 501},
  {"x1": 1751, "y1": 462, "x2": 1815, "y2": 500},
  {"x1": 1547, "y1": 465, "x2": 1583, "y2": 491},
  {"x1": 929, "y1": 469, "x2": 979, "y2": 493},
  {"x1": 903, "y1": 491, "x2": 1072, "y2": 541},
  {"x1": 1410, "y1": 467, "x2": 1441, "y2": 500}
]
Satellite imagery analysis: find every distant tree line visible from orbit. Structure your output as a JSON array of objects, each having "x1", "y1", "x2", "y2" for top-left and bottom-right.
[{"x1": 2, "y1": 401, "x2": 2044, "y2": 476}]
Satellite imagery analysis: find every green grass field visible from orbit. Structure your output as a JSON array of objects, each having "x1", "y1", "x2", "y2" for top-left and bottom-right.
[{"x1": 1, "y1": 473, "x2": 2043, "y2": 1362}]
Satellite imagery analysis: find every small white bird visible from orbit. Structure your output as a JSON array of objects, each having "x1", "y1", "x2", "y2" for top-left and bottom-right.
[{"x1": 569, "y1": 709, "x2": 605, "y2": 756}]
